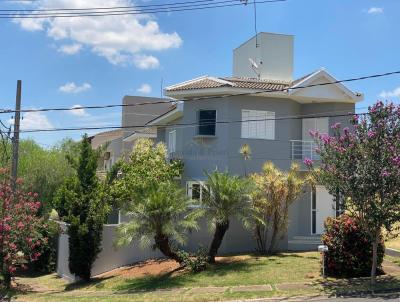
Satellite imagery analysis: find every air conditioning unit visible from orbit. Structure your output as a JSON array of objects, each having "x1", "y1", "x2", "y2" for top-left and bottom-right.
[{"x1": 104, "y1": 152, "x2": 111, "y2": 160}]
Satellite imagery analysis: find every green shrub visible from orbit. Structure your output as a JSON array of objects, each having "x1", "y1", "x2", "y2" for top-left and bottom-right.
[
  {"x1": 29, "y1": 220, "x2": 60, "y2": 273},
  {"x1": 322, "y1": 215, "x2": 385, "y2": 277},
  {"x1": 177, "y1": 249, "x2": 208, "y2": 272}
]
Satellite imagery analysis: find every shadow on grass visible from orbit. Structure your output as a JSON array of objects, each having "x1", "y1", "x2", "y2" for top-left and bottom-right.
[
  {"x1": 64, "y1": 276, "x2": 114, "y2": 291},
  {"x1": 314, "y1": 275, "x2": 400, "y2": 297}
]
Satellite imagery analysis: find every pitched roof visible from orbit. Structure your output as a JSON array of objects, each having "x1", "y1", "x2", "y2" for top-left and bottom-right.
[{"x1": 166, "y1": 76, "x2": 291, "y2": 92}]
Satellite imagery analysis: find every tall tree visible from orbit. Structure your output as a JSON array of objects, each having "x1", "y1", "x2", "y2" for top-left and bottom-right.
[
  {"x1": 306, "y1": 101, "x2": 400, "y2": 284},
  {"x1": 251, "y1": 162, "x2": 305, "y2": 254},
  {"x1": 201, "y1": 171, "x2": 253, "y2": 263},
  {"x1": 55, "y1": 135, "x2": 109, "y2": 281},
  {"x1": 113, "y1": 138, "x2": 199, "y2": 263}
]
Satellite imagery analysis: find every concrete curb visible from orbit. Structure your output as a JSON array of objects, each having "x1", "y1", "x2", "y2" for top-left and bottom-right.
[{"x1": 386, "y1": 248, "x2": 400, "y2": 258}]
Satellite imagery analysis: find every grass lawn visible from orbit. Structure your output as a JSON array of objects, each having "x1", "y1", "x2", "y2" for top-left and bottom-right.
[
  {"x1": 386, "y1": 237, "x2": 400, "y2": 250},
  {"x1": 10, "y1": 252, "x2": 400, "y2": 302}
]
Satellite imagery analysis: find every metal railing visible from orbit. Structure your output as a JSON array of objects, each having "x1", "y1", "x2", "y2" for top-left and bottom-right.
[{"x1": 290, "y1": 140, "x2": 320, "y2": 160}]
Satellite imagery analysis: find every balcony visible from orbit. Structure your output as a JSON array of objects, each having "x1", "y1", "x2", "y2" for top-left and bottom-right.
[{"x1": 290, "y1": 140, "x2": 320, "y2": 161}]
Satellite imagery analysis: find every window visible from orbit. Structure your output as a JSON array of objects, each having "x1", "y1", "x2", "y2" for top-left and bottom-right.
[
  {"x1": 168, "y1": 130, "x2": 176, "y2": 154},
  {"x1": 198, "y1": 110, "x2": 216, "y2": 136},
  {"x1": 311, "y1": 187, "x2": 317, "y2": 234},
  {"x1": 187, "y1": 181, "x2": 208, "y2": 201},
  {"x1": 241, "y1": 110, "x2": 275, "y2": 139}
]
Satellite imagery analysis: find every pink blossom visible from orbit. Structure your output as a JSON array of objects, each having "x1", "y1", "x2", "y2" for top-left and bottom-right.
[
  {"x1": 303, "y1": 157, "x2": 313, "y2": 167},
  {"x1": 368, "y1": 131, "x2": 376, "y2": 138},
  {"x1": 331, "y1": 122, "x2": 341, "y2": 129}
]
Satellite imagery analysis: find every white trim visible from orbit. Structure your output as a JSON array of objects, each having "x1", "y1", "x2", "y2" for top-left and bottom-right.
[
  {"x1": 123, "y1": 131, "x2": 156, "y2": 142},
  {"x1": 290, "y1": 69, "x2": 363, "y2": 102},
  {"x1": 168, "y1": 130, "x2": 176, "y2": 154},
  {"x1": 147, "y1": 102, "x2": 184, "y2": 126}
]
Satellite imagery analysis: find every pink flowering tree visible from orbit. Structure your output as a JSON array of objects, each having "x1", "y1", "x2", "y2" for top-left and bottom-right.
[
  {"x1": 305, "y1": 101, "x2": 400, "y2": 284},
  {"x1": 0, "y1": 168, "x2": 47, "y2": 288}
]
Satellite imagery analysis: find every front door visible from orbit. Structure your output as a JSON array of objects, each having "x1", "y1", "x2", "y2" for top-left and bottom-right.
[{"x1": 312, "y1": 186, "x2": 335, "y2": 234}]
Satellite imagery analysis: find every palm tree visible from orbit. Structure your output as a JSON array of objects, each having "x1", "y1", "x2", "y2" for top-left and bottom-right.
[
  {"x1": 115, "y1": 181, "x2": 202, "y2": 264},
  {"x1": 201, "y1": 171, "x2": 253, "y2": 263}
]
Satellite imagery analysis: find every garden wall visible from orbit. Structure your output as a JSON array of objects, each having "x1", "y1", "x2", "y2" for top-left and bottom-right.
[{"x1": 57, "y1": 218, "x2": 286, "y2": 280}]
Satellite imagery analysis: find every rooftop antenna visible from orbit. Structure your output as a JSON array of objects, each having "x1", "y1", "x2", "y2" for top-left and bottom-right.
[
  {"x1": 240, "y1": 0, "x2": 258, "y2": 47},
  {"x1": 253, "y1": 0, "x2": 259, "y2": 47},
  {"x1": 249, "y1": 58, "x2": 260, "y2": 80}
]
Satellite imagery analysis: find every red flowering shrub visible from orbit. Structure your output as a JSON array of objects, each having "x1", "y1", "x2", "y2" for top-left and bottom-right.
[
  {"x1": 322, "y1": 215, "x2": 384, "y2": 277},
  {"x1": 0, "y1": 169, "x2": 48, "y2": 286}
]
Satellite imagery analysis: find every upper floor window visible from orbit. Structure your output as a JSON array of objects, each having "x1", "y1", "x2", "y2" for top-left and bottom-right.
[
  {"x1": 241, "y1": 110, "x2": 275, "y2": 140},
  {"x1": 168, "y1": 130, "x2": 176, "y2": 154},
  {"x1": 198, "y1": 110, "x2": 216, "y2": 136}
]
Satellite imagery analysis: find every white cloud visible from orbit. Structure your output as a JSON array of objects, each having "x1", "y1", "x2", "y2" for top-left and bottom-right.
[
  {"x1": 58, "y1": 43, "x2": 82, "y2": 55},
  {"x1": 366, "y1": 7, "x2": 384, "y2": 14},
  {"x1": 137, "y1": 83, "x2": 152, "y2": 94},
  {"x1": 59, "y1": 82, "x2": 91, "y2": 93},
  {"x1": 8, "y1": 112, "x2": 53, "y2": 131},
  {"x1": 69, "y1": 104, "x2": 89, "y2": 116},
  {"x1": 13, "y1": 0, "x2": 182, "y2": 68},
  {"x1": 379, "y1": 87, "x2": 400, "y2": 99},
  {"x1": 133, "y1": 55, "x2": 159, "y2": 69}
]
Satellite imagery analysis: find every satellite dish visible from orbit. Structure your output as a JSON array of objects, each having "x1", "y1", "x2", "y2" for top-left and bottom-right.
[
  {"x1": 248, "y1": 58, "x2": 258, "y2": 69},
  {"x1": 248, "y1": 58, "x2": 260, "y2": 79}
]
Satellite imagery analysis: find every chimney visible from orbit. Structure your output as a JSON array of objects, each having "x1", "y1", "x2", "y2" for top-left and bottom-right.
[{"x1": 233, "y1": 32, "x2": 294, "y2": 82}]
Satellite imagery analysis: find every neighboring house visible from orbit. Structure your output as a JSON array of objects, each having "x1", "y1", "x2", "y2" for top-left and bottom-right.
[
  {"x1": 90, "y1": 96, "x2": 174, "y2": 172},
  {"x1": 89, "y1": 129, "x2": 123, "y2": 172},
  {"x1": 148, "y1": 32, "x2": 363, "y2": 250}
]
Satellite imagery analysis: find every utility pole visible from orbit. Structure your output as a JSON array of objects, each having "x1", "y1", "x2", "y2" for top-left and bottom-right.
[{"x1": 11, "y1": 80, "x2": 21, "y2": 192}]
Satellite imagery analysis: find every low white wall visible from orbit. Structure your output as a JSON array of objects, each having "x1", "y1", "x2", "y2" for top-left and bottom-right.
[{"x1": 57, "y1": 217, "x2": 283, "y2": 280}]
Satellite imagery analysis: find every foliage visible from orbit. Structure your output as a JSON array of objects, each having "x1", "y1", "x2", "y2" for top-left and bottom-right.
[
  {"x1": 110, "y1": 139, "x2": 182, "y2": 208},
  {"x1": 201, "y1": 171, "x2": 253, "y2": 263},
  {"x1": 115, "y1": 181, "x2": 201, "y2": 263},
  {"x1": 29, "y1": 219, "x2": 59, "y2": 273},
  {"x1": 307, "y1": 101, "x2": 400, "y2": 282},
  {"x1": 239, "y1": 144, "x2": 252, "y2": 176},
  {"x1": 55, "y1": 135, "x2": 110, "y2": 281},
  {"x1": 0, "y1": 169, "x2": 47, "y2": 287},
  {"x1": 176, "y1": 248, "x2": 208, "y2": 272},
  {"x1": 323, "y1": 215, "x2": 385, "y2": 277},
  {"x1": 0, "y1": 138, "x2": 78, "y2": 215},
  {"x1": 250, "y1": 162, "x2": 305, "y2": 254}
]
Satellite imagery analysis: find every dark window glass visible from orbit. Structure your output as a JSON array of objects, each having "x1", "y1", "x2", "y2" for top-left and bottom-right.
[
  {"x1": 192, "y1": 184, "x2": 201, "y2": 200},
  {"x1": 312, "y1": 188, "x2": 316, "y2": 210},
  {"x1": 312, "y1": 211, "x2": 316, "y2": 234},
  {"x1": 198, "y1": 110, "x2": 216, "y2": 135}
]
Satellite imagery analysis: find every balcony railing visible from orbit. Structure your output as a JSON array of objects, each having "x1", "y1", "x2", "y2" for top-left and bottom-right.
[{"x1": 290, "y1": 140, "x2": 320, "y2": 160}]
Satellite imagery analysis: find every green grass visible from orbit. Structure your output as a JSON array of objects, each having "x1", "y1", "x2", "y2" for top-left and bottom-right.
[{"x1": 10, "y1": 252, "x2": 400, "y2": 302}]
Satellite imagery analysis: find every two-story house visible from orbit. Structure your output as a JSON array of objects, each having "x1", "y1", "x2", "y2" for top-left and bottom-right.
[{"x1": 148, "y1": 32, "x2": 363, "y2": 250}]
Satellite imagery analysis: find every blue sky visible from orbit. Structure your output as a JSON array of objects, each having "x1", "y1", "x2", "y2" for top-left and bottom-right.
[{"x1": 0, "y1": 0, "x2": 399, "y2": 147}]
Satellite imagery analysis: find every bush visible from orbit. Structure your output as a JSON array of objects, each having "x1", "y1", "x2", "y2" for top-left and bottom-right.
[
  {"x1": 322, "y1": 215, "x2": 385, "y2": 277},
  {"x1": 177, "y1": 249, "x2": 208, "y2": 272},
  {"x1": 29, "y1": 220, "x2": 60, "y2": 273}
]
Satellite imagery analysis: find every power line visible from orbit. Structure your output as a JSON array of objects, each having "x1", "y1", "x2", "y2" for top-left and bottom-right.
[
  {"x1": 0, "y1": 69, "x2": 399, "y2": 115},
  {"x1": 0, "y1": 0, "x2": 237, "y2": 11},
  {"x1": 0, "y1": 0, "x2": 285, "y2": 18},
  {"x1": 17, "y1": 110, "x2": 366, "y2": 134}
]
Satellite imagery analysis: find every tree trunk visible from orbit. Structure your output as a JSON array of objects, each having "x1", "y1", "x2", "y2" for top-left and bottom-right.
[
  {"x1": 370, "y1": 230, "x2": 380, "y2": 285},
  {"x1": 268, "y1": 211, "x2": 280, "y2": 254},
  {"x1": 154, "y1": 234, "x2": 183, "y2": 264},
  {"x1": 208, "y1": 220, "x2": 230, "y2": 263}
]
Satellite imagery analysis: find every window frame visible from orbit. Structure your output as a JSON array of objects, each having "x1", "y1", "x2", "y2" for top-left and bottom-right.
[
  {"x1": 197, "y1": 109, "x2": 217, "y2": 136},
  {"x1": 168, "y1": 130, "x2": 176, "y2": 154},
  {"x1": 241, "y1": 109, "x2": 275, "y2": 140}
]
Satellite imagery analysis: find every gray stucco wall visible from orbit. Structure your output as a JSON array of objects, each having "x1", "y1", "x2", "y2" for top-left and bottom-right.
[{"x1": 155, "y1": 96, "x2": 356, "y2": 249}]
